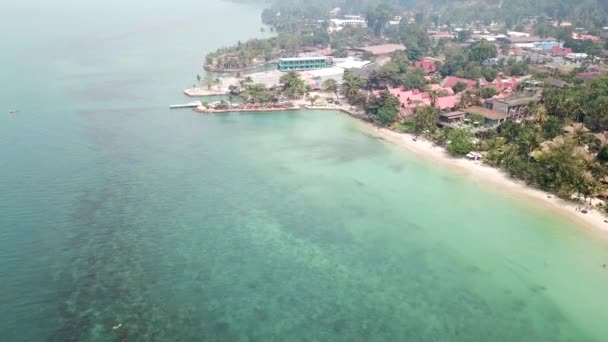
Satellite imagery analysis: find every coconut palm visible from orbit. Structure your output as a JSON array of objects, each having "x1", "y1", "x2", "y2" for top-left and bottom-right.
[
  {"x1": 429, "y1": 90, "x2": 439, "y2": 108},
  {"x1": 341, "y1": 70, "x2": 366, "y2": 102},
  {"x1": 534, "y1": 105, "x2": 548, "y2": 128},
  {"x1": 279, "y1": 71, "x2": 307, "y2": 99},
  {"x1": 322, "y1": 79, "x2": 339, "y2": 100}
]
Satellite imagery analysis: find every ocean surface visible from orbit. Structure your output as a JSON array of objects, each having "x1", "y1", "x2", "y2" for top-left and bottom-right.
[{"x1": 1, "y1": 1, "x2": 608, "y2": 341}]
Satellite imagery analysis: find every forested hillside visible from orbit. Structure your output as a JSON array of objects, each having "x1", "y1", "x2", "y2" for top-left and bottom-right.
[{"x1": 262, "y1": 0, "x2": 608, "y2": 29}]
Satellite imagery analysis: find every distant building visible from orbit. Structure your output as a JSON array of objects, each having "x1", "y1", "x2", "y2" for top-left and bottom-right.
[
  {"x1": 278, "y1": 57, "x2": 332, "y2": 72},
  {"x1": 328, "y1": 18, "x2": 367, "y2": 33},
  {"x1": 509, "y1": 37, "x2": 562, "y2": 51},
  {"x1": 572, "y1": 33, "x2": 600, "y2": 42},
  {"x1": 507, "y1": 31, "x2": 530, "y2": 38},
  {"x1": 549, "y1": 46, "x2": 573, "y2": 56},
  {"x1": 352, "y1": 44, "x2": 407, "y2": 56},
  {"x1": 576, "y1": 71, "x2": 602, "y2": 80},
  {"x1": 544, "y1": 77, "x2": 570, "y2": 88}
]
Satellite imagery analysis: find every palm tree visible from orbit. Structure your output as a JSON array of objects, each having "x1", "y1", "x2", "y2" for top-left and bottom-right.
[
  {"x1": 341, "y1": 71, "x2": 366, "y2": 102},
  {"x1": 196, "y1": 74, "x2": 201, "y2": 85},
  {"x1": 307, "y1": 94, "x2": 320, "y2": 106},
  {"x1": 458, "y1": 90, "x2": 473, "y2": 109},
  {"x1": 429, "y1": 90, "x2": 439, "y2": 108},
  {"x1": 322, "y1": 79, "x2": 339, "y2": 100},
  {"x1": 279, "y1": 71, "x2": 307, "y2": 99},
  {"x1": 535, "y1": 105, "x2": 548, "y2": 128},
  {"x1": 573, "y1": 125, "x2": 590, "y2": 146}
]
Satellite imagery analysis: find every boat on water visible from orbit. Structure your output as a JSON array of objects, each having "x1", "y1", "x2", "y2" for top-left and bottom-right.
[
  {"x1": 8, "y1": 109, "x2": 18, "y2": 114},
  {"x1": 169, "y1": 101, "x2": 202, "y2": 109}
]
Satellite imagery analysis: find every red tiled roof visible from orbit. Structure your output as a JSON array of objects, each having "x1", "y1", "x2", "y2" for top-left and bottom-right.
[
  {"x1": 441, "y1": 76, "x2": 477, "y2": 89},
  {"x1": 440, "y1": 76, "x2": 518, "y2": 93},
  {"x1": 379, "y1": 87, "x2": 460, "y2": 110},
  {"x1": 413, "y1": 59, "x2": 437, "y2": 74},
  {"x1": 572, "y1": 33, "x2": 600, "y2": 42},
  {"x1": 549, "y1": 46, "x2": 573, "y2": 55}
]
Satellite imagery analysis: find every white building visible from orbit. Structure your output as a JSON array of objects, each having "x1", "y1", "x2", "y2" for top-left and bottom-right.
[{"x1": 329, "y1": 18, "x2": 367, "y2": 33}]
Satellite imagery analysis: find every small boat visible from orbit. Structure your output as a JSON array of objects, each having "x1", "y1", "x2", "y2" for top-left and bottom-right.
[
  {"x1": 169, "y1": 101, "x2": 202, "y2": 109},
  {"x1": 8, "y1": 109, "x2": 18, "y2": 114}
]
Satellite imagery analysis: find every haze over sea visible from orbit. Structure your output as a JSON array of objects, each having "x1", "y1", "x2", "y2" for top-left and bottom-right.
[{"x1": 1, "y1": 1, "x2": 608, "y2": 341}]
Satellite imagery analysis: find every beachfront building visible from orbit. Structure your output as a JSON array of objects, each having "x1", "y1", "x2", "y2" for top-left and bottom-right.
[
  {"x1": 484, "y1": 96, "x2": 540, "y2": 119},
  {"x1": 278, "y1": 57, "x2": 332, "y2": 72},
  {"x1": 464, "y1": 106, "x2": 509, "y2": 126},
  {"x1": 439, "y1": 111, "x2": 466, "y2": 125}
]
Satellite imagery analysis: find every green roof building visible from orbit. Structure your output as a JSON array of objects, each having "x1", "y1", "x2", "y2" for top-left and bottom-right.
[{"x1": 278, "y1": 57, "x2": 332, "y2": 71}]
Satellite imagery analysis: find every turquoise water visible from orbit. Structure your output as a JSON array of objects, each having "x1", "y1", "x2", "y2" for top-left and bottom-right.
[{"x1": 1, "y1": 1, "x2": 608, "y2": 341}]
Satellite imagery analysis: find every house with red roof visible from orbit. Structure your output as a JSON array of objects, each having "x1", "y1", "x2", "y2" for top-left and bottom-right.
[
  {"x1": 440, "y1": 76, "x2": 477, "y2": 89},
  {"x1": 488, "y1": 77, "x2": 517, "y2": 93},
  {"x1": 572, "y1": 33, "x2": 600, "y2": 42},
  {"x1": 440, "y1": 76, "x2": 518, "y2": 93},
  {"x1": 413, "y1": 58, "x2": 438, "y2": 74},
  {"x1": 549, "y1": 46, "x2": 573, "y2": 55},
  {"x1": 380, "y1": 87, "x2": 461, "y2": 114}
]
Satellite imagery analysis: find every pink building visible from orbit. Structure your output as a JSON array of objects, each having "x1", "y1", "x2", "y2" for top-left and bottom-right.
[{"x1": 381, "y1": 87, "x2": 460, "y2": 113}]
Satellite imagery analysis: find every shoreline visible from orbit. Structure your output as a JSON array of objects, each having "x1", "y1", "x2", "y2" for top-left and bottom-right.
[
  {"x1": 184, "y1": 100, "x2": 608, "y2": 235},
  {"x1": 357, "y1": 123, "x2": 608, "y2": 236}
]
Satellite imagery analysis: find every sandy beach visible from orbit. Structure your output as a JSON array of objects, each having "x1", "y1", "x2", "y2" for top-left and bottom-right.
[{"x1": 357, "y1": 123, "x2": 608, "y2": 235}]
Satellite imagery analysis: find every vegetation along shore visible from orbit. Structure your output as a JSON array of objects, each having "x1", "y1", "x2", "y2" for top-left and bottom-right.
[{"x1": 186, "y1": 0, "x2": 608, "y2": 233}]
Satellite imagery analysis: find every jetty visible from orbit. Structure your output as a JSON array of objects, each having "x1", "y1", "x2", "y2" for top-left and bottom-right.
[
  {"x1": 169, "y1": 101, "x2": 202, "y2": 109},
  {"x1": 195, "y1": 104, "x2": 300, "y2": 114}
]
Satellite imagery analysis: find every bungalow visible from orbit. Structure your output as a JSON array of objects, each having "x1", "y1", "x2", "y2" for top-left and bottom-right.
[
  {"x1": 464, "y1": 106, "x2": 509, "y2": 126},
  {"x1": 413, "y1": 58, "x2": 438, "y2": 74},
  {"x1": 441, "y1": 76, "x2": 477, "y2": 89},
  {"x1": 489, "y1": 77, "x2": 518, "y2": 93}
]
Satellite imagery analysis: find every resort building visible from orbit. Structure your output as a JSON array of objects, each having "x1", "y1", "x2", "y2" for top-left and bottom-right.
[
  {"x1": 439, "y1": 111, "x2": 466, "y2": 125},
  {"x1": 464, "y1": 106, "x2": 509, "y2": 126},
  {"x1": 484, "y1": 96, "x2": 540, "y2": 119},
  {"x1": 278, "y1": 57, "x2": 332, "y2": 72}
]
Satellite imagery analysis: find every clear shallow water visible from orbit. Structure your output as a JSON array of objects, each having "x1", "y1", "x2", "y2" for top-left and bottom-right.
[{"x1": 1, "y1": 1, "x2": 608, "y2": 341}]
